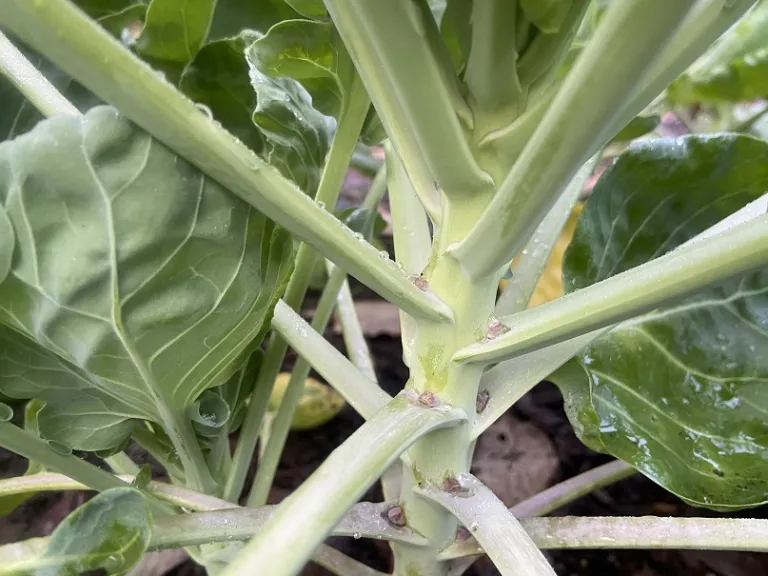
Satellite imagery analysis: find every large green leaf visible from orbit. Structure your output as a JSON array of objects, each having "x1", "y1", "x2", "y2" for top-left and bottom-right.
[
  {"x1": 0, "y1": 107, "x2": 293, "y2": 452},
  {"x1": 179, "y1": 34, "x2": 265, "y2": 156},
  {"x1": 247, "y1": 19, "x2": 355, "y2": 119},
  {"x1": 38, "y1": 487, "x2": 150, "y2": 575},
  {"x1": 668, "y1": 49, "x2": 768, "y2": 104},
  {"x1": 135, "y1": 0, "x2": 216, "y2": 81},
  {"x1": 245, "y1": 25, "x2": 336, "y2": 195},
  {"x1": 283, "y1": 0, "x2": 327, "y2": 20},
  {"x1": 207, "y1": 0, "x2": 302, "y2": 41},
  {"x1": 557, "y1": 134, "x2": 768, "y2": 509}
]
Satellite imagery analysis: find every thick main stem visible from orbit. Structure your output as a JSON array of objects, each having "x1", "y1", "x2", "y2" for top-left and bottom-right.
[{"x1": 393, "y1": 195, "x2": 497, "y2": 576}]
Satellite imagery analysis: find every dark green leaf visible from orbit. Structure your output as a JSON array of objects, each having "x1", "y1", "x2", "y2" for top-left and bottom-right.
[
  {"x1": 179, "y1": 35, "x2": 265, "y2": 155},
  {"x1": 39, "y1": 487, "x2": 151, "y2": 575},
  {"x1": 558, "y1": 134, "x2": 768, "y2": 510},
  {"x1": 668, "y1": 49, "x2": 768, "y2": 104},
  {"x1": 131, "y1": 463, "x2": 152, "y2": 490},
  {"x1": 189, "y1": 390, "x2": 230, "y2": 437},
  {"x1": 247, "y1": 19, "x2": 355, "y2": 119},
  {"x1": 249, "y1": 67, "x2": 333, "y2": 195},
  {"x1": 439, "y1": 0, "x2": 472, "y2": 72},
  {"x1": 135, "y1": 0, "x2": 216, "y2": 81},
  {"x1": 610, "y1": 115, "x2": 660, "y2": 143},
  {"x1": 207, "y1": 0, "x2": 301, "y2": 41},
  {"x1": 0, "y1": 107, "x2": 293, "y2": 453},
  {"x1": 360, "y1": 107, "x2": 387, "y2": 146},
  {"x1": 284, "y1": 0, "x2": 327, "y2": 20}
]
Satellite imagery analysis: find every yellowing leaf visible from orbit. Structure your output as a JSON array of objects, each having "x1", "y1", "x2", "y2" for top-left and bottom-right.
[
  {"x1": 269, "y1": 373, "x2": 345, "y2": 430},
  {"x1": 498, "y1": 203, "x2": 584, "y2": 309},
  {"x1": 528, "y1": 203, "x2": 583, "y2": 308}
]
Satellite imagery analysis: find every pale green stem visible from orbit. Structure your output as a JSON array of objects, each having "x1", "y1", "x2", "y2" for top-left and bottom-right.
[
  {"x1": 455, "y1": 213, "x2": 768, "y2": 365},
  {"x1": 391, "y1": 194, "x2": 500, "y2": 575},
  {"x1": 417, "y1": 473, "x2": 556, "y2": 576},
  {"x1": 0, "y1": 472, "x2": 234, "y2": 512},
  {"x1": 332, "y1": 166, "x2": 387, "y2": 383},
  {"x1": 130, "y1": 424, "x2": 185, "y2": 483},
  {"x1": 495, "y1": 155, "x2": 598, "y2": 316},
  {"x1": 104, "y1": 452, "x2": 141, "y2": 476},
  {"x1": 472, "y1": 329, "x2": 608, "y2": 440},
  {"x1": 247, "y1": 160, "x2": 389, "y2": 505},
  {"x1": 0, "y1": 422, "x2": 126, "y2": 493},
  {"x1": 271, "y1": 301, "x2": 392, "y2": 419},
  {"x1": 312, "y1": 546, "x2": 388, "y2": 576},
  {"x1": 464, "y1": 0, "x2": 523, "y2": 125},
  {"x1": 446, "y1": 460, "x2": 637, "y2": 575},
  {"x1": 685, "y1": 0, "x2": 768, "y2": 77},
  {"x1": 477, "y1": 82, "x2": 559, "y2": 180},
  {"x1": 511, "y1": 460, "x2": 636, "y2": 518},
  {"x1": 451, "y1": 0, "x2": 696, "y2": 279},
  {"x1": 0, "y1": 474, "x2": 392, "y2": 576},
  {"x1": 0, "y1": 30, "x2": 79, "y2": 117},
  {"x1": 221, "y1": 393, "x2": 467, "y2": 576},
  {"x1": 0, "y1": 472, "x2": 425, "y2": 545},
  {"x1": 3, "y1": 0, "x2": 452, "y2": 323},
  {"x1": 440, "y1": 517, "x2": 768, "y2": 561},
  {"x1": 247, "y1": 267, "x2": 357, "y2": 506},
  {"x1": 152, "y1": 501, "x2": 427, "y2": 549},
  {"x1": 385, "y1": 140, "x2": 431, "y2": 369},
  {"x1": 323, "y1": 0, "x2": 493, "y2": 202},
  {"x1": 335, "y1": 276, "x2": 378, "y2": 382},
  {"x1": 613, "y1": 0, "x2": 759, "y2": 149},
  {"x1": 223, "y1": 76, "x2": 371, "y2": 503},
  {"x1": 517, "y1": 1, "x2": 591, "y2": 97}
]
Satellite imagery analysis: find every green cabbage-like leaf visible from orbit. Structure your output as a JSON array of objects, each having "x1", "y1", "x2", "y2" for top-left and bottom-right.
[
  {"x1": 668, "y1": 49, "x2": 768, "y2": 104},
  {"x1": 283, "y1": 0, "x2": 327, "y2": 20},
  {"x1": 558, "y1": 134, "x2": 768, "y2": 510},
  {"x1": 135, "y1": 0, "x2": 216, "y2": 81},
  {"x1": 179, "y1": 35, "x2": 266, "y2": 156},
  {"x1": 246, "y1": 20, "x2": 347, "y2": 194},
  {"x1": 39, "y1": 487, "x2": 150, "y2": 575},
  {"x1": 0, "y1": 107, "x2": 293, "y2": 453}
]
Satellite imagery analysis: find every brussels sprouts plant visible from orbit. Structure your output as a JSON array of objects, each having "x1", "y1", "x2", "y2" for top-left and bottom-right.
[{"x1": 0, "y1": 0, "x2": 767, "y2": 575}]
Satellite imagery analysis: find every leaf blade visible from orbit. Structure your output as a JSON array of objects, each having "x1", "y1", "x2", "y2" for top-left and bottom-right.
[{"x1": 558, "y1": 134, "x2": 768, "y2": 509}]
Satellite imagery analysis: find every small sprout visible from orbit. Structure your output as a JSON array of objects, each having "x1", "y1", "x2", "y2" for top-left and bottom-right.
[
  {"x1": 456, "y1": 526, "x2": 471, "y2": 541},
  {"x1": 410, "y1": 274, "x2": 429, "y2": 291},
  {"x1": 475, "y1": 390, "x2": 490, "y2": 414},
  {"x1": 384, "y1": 505, "x2": 406, "y2": 527},
  {"x1": 486, "y1": 317, "x2": 510, "y2": 339},
  {"x1": 418, "y1": 391, "x2": 440, "y2": 408}
]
